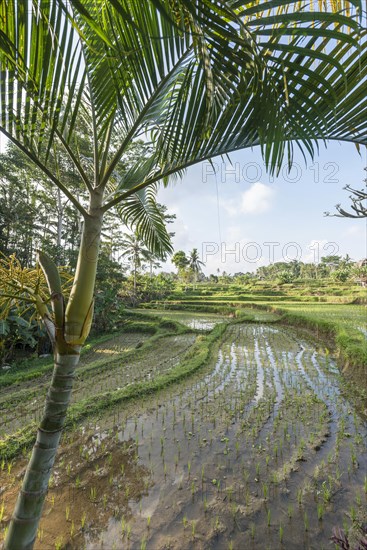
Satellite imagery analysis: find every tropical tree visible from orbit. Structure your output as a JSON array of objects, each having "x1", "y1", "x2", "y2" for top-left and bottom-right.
[
  {"x1": 172, "y1": 250, "x2": 190, "y2": 283},
  {"x1": 319, "y1": 255, "x2": 343, "y2": 276},
  {"x1": 144, "y1": 251, "x2": 163, "y2": 278},
  {"x1": 188, "y1": 248, "x2": 205, "y2": 287},
  {"x1": 119, "y1": 232, "x2": 152, "y2": 292},
  {"x1": 92, "y1": 245, "x2": 127, "y2": 332},
  {"x1": 329, "y1": 184, "x2": 367, "y2": 218},
  {"x1": 172, "y1": 250, "x2": 189, "y2": 270},
  {"x1": 325, "y1": 168, "x2": 367, "y2": 219},
  {"x1": 0, "y1": 141, "x2": 84, "y2": 266},
  {"x1": 0, "y1": 1, "x2": 366, "y2": 548}
]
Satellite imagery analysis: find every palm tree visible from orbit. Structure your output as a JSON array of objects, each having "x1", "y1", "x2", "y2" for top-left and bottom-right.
[
  {"x1": 0, "y1": 1, "x2": 366, "y2": 547},
  {"x1": 144, "y1": 251, "x2": 163, "y2": 279},
  {"x1": 119, "y1": 232, "x2": 151, "y2": 292},
  {"x1": 189, "y1": 248, "x2": 205, "y2": 287}
]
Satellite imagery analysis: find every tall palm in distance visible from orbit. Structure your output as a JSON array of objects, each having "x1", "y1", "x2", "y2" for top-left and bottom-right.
[
  {"x1": 119, "y1": 233, "x2": 151, "y2": 292},
  {"x1": 189, "y1": 248, "x2": 205, "y2": 288},
  {"x1": 144, "y1": 251, "x2": 163, "y2": 278}
]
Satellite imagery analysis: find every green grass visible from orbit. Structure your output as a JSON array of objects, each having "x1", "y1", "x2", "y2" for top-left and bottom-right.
[
  {"x1": 264, "y1": 302, "x2": 366, "y2": 331},
  {"x1": 251, "y1": 303, "x2": 367, "y2": 371}
]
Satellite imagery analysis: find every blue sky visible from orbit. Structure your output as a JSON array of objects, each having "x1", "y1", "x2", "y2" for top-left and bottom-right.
[{"x1": 158, "y1": 141, "x2": 367, "y2": 274}]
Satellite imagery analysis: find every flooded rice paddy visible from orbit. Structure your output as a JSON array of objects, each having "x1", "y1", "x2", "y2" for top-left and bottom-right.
[
  {"x1": 0, "y1": 333, "x2": 195, "y2": 437},
  {"x1": 0, "y1": 320, "x2": 366, "y2": 549}
]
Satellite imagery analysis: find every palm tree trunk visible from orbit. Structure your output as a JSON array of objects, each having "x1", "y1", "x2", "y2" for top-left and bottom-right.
[
  {"x1": 5, "y1": 192, "x2": 104, "y2": 550},
  {"x1": 4, "y1": 349, "x2": 80, "y2": 549}
]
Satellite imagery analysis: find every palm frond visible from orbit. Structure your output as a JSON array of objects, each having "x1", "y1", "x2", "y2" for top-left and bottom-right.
[
  {"x1": 115, "y1": 184, "x2": 173, "y2": 258},
  {"x1": 0, "y1": 0, "x2": 366, "y2": 218}
]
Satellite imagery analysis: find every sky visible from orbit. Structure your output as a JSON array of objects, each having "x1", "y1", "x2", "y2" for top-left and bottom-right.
[{"x1": 157, "y1": 141, "x2": 367, "y2": 275}]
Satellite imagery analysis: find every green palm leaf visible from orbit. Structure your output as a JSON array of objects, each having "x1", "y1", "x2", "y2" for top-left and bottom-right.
[
  {"x1": 0, "y1": 0, "x2": 366, "y2": 250},
  {"x1": 1, "y1": 1, "x2": 365, "y2": 217},
  {"x1": 115, "y1": 185, "x2": 173, "y2": 258}
]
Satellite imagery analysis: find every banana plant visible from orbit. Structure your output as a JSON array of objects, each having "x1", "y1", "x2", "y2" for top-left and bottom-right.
[{"x1": 0, "y1": 1, "x2": 366, "y2": 548}]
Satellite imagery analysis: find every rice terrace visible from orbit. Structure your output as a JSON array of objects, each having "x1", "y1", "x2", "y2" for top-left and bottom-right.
[
  {"x1": 1, "y1": 281, "x2": 366, "y2": 549},
  {"x1": 0, "y1": 1, "x2": 366, "y2": 550}
]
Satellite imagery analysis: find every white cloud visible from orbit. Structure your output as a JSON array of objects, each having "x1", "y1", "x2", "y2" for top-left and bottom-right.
[
  {"x1": 171, "y1": 220, "x2": 192, "y2": 250},
  {"x1": 222, "y1": 182, "x2": 275, "y2": 217},
  {"x1": 240, "y1": 182, "x2": 275, "y2": 214}
]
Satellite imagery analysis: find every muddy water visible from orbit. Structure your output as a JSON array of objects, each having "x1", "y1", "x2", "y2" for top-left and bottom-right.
[
  {"x1": 1, "y1": 323, "x2": 366, "y2": 549},
  {"x1": 76, "y1": 324, "x2": 367, "y2": 549}
]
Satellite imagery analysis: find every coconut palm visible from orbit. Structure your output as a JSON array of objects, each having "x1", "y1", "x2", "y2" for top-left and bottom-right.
[
  {"x1": 119, "y1": 232, "x2": 151, "y2": 292},
  {"x1": 189, "y1": 248, "x2": 205, "y2": 287},
  {"x1": 144, "y1": 251, "x2": 163, "y2": 279},
  {"x1": 0, "y1": 1, "x2": 366, "y2": 547}
]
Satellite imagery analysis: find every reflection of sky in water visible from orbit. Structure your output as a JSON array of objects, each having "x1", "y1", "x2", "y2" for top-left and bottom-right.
[{"x1": 187, "y1": 320, "x2": 217, "y2": 330}]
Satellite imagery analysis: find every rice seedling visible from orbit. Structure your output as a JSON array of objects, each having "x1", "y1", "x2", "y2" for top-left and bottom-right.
[
  {"x1": 89, "y1": 486, "x2": 97, "y2": 502},
  {"x1": 304, "y1": 512, "x2": 309, "y2": 532},
  {"x1": 1, "y1": 310, "x2": 365, "y2": 549},
  {"x1": 279, "y1": 523, "x2": 284, "y2": 543},
  {"x1": 350, "y1": 506, "x2": 357, "y2": 522},
  {"x1": 191, "y1": 520, "x2": 196, "y2": 540}
]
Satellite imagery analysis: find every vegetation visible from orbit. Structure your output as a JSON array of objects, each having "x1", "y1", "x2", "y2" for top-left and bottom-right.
[
  {"x1": 2, "y1": 251, "x2": 365, "y2": 366},
  {"x1": 1, "y1": 255, "x2": 366, "y2": 548},
  {"x1": 0, "y1": 0, "x2": 366, "y2": 548},
  {"x1": 0, "y1": 318, "x2": 227, "y2": 462}
]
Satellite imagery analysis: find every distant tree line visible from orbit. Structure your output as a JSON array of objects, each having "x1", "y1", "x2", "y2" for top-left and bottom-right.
[{"x1": 170, "y1": 253, "x2": 367, "y2": 286}]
